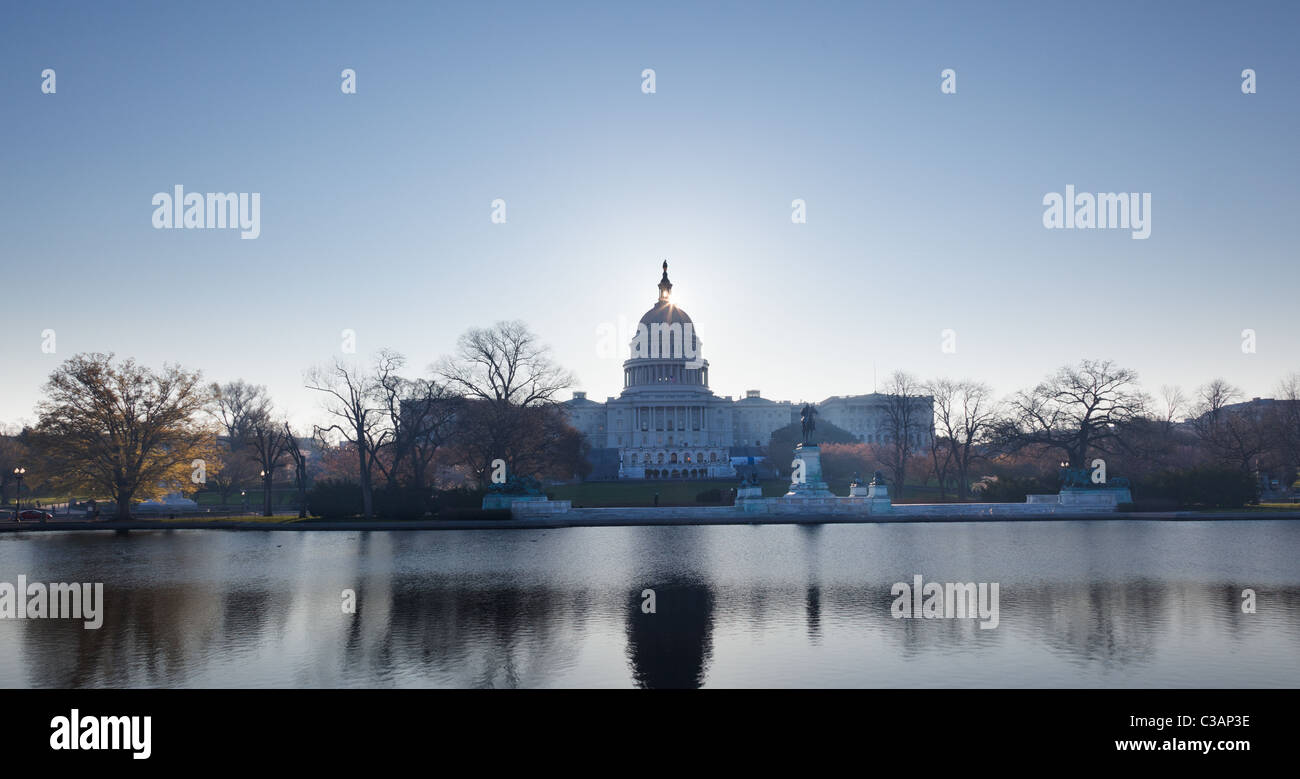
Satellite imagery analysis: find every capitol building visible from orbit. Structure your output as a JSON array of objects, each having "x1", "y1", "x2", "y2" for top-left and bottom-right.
[{"x1": 562, "y1": 263, "x2": 934, "y2": 480}]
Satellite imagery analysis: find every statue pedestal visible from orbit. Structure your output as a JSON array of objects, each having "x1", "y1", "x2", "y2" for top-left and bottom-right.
[
  {"x1": 849, "y1": 484, "x2": 869, "y2": 497},
  {"x1": 1058, "y1": 486, "x2": 1132, "y2": 506},
  {"x1": 481, "y1": 494, "x2": 548, "y2": 511},
  {"x1": 785, "y1": 444, "x2": 835, "y2": 498}
]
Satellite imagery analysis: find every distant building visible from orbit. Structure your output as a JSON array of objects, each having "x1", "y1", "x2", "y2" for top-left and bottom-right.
[
  {"x1": 818, "y1": 394, "x2": 934, "y2": 448},
  {"x1": 562, "y1": 263, "x2": 934, "y2": 479}
]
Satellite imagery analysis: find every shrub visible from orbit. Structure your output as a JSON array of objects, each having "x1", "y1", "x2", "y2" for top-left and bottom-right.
[
  {"x1": 431, "y1": 487, "x2": 487, "y2": 513},
  {"x1": 1134, "y1": 468, "x2": 1257, "y2": 509},
  {"x1": 372, "y1": 485, "x2": 432, "y2": 520},
  {"x1": 978, "y1": 474, "x2": 1056, "y2": 503},
  {"x1": 307, "y1": 479, "x2": 364, "y2": 519}
]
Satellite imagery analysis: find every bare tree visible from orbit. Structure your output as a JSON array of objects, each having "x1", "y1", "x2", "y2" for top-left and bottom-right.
[
  {"x1": 388, "y1": 377, "x2": 459, "y2": 489},
  {"x1": 305, "y1": 353, "x2": 400, "y2": 519},
  {"x1": 365, "y1": 350, "x2": 407, "y2": 487},
  {"x1": 209, "y1": 381, "x2": 272, "y2": 505},
  {"x1": 1195, "y1": 379, "x2": 1238, "y2": 422},
  {"x1": 997, "y1": 359, "x2": 1148, "y2": 468},
  {"x1": 928, "y1": 378, "x2": 998, "y2": 501},
  {"x1": 282, "y1": 420, "x2": 310, "y2": 518},
  {"x1": 1191, "y1": 379, "x2": 1273, "y2": 473},
  {"x1": 450, "y1": 400, "x2": 589, "y2": 485},
  {"x1": 211, "y1": 381, "x2": 270, "y2": 441},
  {"x1": 1159, "y1": 385, "x2": 1187, "y2": 431},
  {"x1": 1277, "y1": 374, "x2": 1300, "y2": 476},
  {"x1": 247, "y1": 415, "x2": 288, "y2": 516},
  {"x1": 435, "y1": 321, "x2": 576, "y2": 484},
  {"x1": 882, "y1": 371, "x2": 927, "y2": 498},
  {"x1": 435, "y1": 320, "x2": 574, "y2": 406},
  {"x1": 926, "y1": 425, "x2": 956, "y2": 501}
]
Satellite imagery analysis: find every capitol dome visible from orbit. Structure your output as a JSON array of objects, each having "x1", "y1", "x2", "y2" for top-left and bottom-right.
[
  {"x1": 622, "y1": 261, "x2": 708, "y2": 391},
  {"x1": 639, "y1": 300, "x2": 693, "y2": 327}
]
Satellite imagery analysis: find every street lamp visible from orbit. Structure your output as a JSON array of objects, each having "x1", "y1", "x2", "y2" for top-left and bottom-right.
[{"x1": 12, "y1": 467, "x2": 26, "y2": 522}]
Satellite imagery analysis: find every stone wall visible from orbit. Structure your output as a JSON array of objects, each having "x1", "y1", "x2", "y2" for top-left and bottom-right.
[{"x1": 508, "y1": 493, "x2": 1124, "y2": 521}]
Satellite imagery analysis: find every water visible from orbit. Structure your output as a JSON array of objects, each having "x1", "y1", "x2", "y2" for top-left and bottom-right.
[{"x1": 1, "y1": 520, "x2": 1298, "y2": 688}]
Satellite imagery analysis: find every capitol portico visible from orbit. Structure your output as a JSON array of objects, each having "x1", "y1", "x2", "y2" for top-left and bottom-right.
[{"x1": 562, "y1": 262, "x2": 933, "y2": 480}]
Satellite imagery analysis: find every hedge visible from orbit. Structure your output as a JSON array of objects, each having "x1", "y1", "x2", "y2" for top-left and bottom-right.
[{"x1": 1131, "y1": 467, "x2": 1257, "y2": 509}]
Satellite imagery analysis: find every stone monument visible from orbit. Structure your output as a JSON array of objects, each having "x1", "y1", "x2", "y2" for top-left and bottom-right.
[
  {"x1": 867, "y1": 470, "x2": 890, "y2": 499},
  {"x1": 785, "y1": 404, "x2": 834, "y2": 498},
  {"x1": 1054, "y1": 465, "x2": 1132, "y2": 506},
  {"x1": 481, "y1": 473, "x2": 551, "y2": 510}
]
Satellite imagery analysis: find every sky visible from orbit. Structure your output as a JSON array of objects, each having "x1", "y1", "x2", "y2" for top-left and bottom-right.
[{"x1": 1, "y1": 1, "x2": 1297, "y2": 429}]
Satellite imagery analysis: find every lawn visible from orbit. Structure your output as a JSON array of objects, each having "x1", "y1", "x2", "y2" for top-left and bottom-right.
[
  {"x1": 1208, "y1": 503, "x2": 1300, "y2": 512},
  {"x1": 547, "y1": 480, "x2": 765, "y2": 507},
  {"x1": 193, "y1": 490, "x2": 301, "y2": 508}
]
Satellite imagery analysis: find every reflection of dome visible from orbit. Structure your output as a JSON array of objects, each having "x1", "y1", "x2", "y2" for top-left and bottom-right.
[{"x1": 625, "y1": 581, "x2": 714, "y2": 689}]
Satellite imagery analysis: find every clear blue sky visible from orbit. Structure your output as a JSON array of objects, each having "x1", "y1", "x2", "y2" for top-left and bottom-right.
[{"x1": 1, "y1": 1, "x2": 1297, "y2": 428}]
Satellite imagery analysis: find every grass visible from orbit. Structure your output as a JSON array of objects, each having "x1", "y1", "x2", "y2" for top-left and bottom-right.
[
  {"x1": 1196, "y1": 503, "x2": 1300, "y2": 513},
  {"x1": 548, "y1": 480, "x2": 754, "y2": 507},
  {"x1": 4, "y1": 495, "x2": 94, "y2": 508}
]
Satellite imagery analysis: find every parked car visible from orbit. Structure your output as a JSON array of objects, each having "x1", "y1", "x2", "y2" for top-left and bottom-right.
[{"x1": 18, "y1": 509, "x2": 53, "y2": 522}]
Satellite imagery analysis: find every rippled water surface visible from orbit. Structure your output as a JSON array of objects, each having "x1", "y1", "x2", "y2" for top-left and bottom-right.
[{"x1": 1, "y1": 521, "x2": 1298, "y2": 687}]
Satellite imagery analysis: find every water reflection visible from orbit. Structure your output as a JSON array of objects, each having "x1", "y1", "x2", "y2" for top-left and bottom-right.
[
  {"x1": 626, "y1": 581, "x2": 715, "y2": 689},
  {"x1": 0, "y1": 522, "x2": 1298, "y2": 687}
]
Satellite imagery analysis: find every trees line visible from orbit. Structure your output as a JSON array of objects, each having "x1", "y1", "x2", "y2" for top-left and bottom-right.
[
  {"x1": 2, "y1": 332, "x2": 1296, "y2": 519},
  {"x1": 1, "y1": 321, "x2": 586, "y2": 521},
  {"x1": 833, "y1": 361, "x2": 1300, "y2": 501}
]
